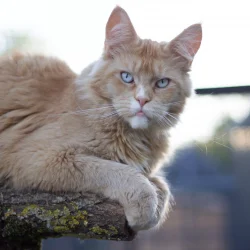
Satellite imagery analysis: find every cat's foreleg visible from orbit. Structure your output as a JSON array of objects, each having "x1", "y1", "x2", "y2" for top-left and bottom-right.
[
  {"x1": 15, "y1": 154, "x2": 170, "y2": 231},
  {"x1": 72, "y1": 155, "x2": 161, "y2": 231}
]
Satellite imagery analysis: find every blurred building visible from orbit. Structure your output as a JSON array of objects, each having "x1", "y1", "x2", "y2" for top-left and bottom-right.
[{"x1": 230, "y1": 114, "x2": 250, "y2": 150}]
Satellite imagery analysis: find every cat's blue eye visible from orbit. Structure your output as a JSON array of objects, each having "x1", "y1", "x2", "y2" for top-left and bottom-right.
[
  {"x1": 121, "y1": 72, "x2": 134, "y2": 83},
  {"x1": 155, "y1": 78, "x2": 170, "y2": 88}
]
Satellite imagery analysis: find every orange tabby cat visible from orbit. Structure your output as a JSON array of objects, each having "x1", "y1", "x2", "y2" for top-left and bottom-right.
[{"x1": 0, "y1": 7, "x2": 202, "y2": 231}]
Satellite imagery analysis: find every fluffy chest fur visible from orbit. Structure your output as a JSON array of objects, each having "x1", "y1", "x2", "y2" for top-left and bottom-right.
[
  {"x1": 110, "y1": 128, "x2": 169, "y2": 174},
  {"x1": 75, "y1": 120, "x2": 169, "y2": 174}
]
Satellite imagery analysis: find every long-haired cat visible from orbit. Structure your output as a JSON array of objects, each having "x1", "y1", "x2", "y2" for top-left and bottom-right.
[{"x1": 0, "y1": 6, "x2": 202, "y2": 231}]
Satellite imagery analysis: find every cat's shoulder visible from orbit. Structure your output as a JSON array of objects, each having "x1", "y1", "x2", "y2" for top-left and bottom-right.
[{"x1": 0, "y1": 53, "x2": 76, "y2": 80}]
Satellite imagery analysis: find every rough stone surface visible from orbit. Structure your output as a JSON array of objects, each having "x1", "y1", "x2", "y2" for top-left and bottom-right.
[{"x1": 0, "y1": 187, "x2": 134, "y2": 249}]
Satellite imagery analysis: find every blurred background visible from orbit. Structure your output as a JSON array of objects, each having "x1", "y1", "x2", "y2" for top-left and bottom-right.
[{"x1": 1, "y1": 0, "x2": 249, "y2": 249}]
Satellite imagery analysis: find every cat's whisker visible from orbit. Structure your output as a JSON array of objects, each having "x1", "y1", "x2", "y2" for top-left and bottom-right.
[
  {"x1": 155, "y1": 115, "x2": 165, "y2": 128},
  {"x1": 81, "y1": 112, "x2": 117, "y2": 119},
  {"x1": 152, "y1": 109, "x2": 182, "y2": 124},
  {"x1": 158, "y1": 113, "x2": 175, "y2": 127},
  {"x1": 143, "y1": 108, "x2": 168, "y2": 126},
  {"x1": 155, "y1": 101, "x2": 184, "y2": 107},
  {"x1": 159, "y1": 117, "x2": 171, "y2": 128},
  {"x1": 100, "y1": 111, "x2": 119, "y2": 119},
  {"x1": 210, "y1": 138, "x2": 233, "y2": 150},
  {"x1": 145, "y1": 108, "x2": 176, "y2": 121},
  {"x1": 165, "y1": 113, "x2": 180, "y2": 123},
  {"x1": 74, "y1": 106, "x2": 115, "y2": 115},
  {"x1": 163, "y1": 115, "x2": 175, "y2": 127},
  {"x1": 151, "y1": 112, "x2": 171, "y2": 128}
]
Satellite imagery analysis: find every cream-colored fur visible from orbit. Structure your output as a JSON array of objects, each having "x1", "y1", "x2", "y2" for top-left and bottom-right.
[{"x1": 0, "y1": 7, "x2": 202, "y2": 231}]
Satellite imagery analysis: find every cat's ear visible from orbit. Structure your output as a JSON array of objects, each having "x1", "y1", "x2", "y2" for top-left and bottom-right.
[
  {"x1": 105, "y1": 6, "x2": 137, "y2": 55},
  {"x1": 169, "y1": 24, "x2": 202, "y2": 67}
]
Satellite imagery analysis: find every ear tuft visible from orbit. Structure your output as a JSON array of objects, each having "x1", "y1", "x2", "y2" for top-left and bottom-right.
[
  {"x1": 105, "y1": 6, "x2": 137, "y2": 55},
  {"x1": 169, "y1": 23, "x2": 202, "y2": 63}
]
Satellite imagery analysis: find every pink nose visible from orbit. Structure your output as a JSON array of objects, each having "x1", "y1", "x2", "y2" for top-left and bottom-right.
[{"x1": 136, "y1": 97, "x2": 149, "y2": 107}]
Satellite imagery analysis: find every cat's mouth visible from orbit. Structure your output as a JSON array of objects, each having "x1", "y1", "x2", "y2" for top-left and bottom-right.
[{"x1": 136, "y1": 111, "x2": 145, "y2": 117}]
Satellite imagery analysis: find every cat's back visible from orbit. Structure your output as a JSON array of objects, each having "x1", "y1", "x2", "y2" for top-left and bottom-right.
[
  {"x1": 0, "y1": 53, "x2": 76, "y2": 102},
  {"x1": 0, "y1": 53, "x2": 76, "y2": 77},
  {"x1": 0, "y1": 54, "x2": 76, "y2": 134}
]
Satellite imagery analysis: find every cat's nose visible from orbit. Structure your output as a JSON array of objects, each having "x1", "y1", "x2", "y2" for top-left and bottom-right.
[{"x1": 136, "y1": 97, "x2": 149, "y2": 107}]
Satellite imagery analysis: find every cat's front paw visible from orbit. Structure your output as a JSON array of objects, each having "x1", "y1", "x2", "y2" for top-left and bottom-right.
[
  {"x1": 123, "y1": 178, "x2": 159, "y2": 231},
  {"x1": 124, "y1": 175, "x2": 172, "y2": 231}
]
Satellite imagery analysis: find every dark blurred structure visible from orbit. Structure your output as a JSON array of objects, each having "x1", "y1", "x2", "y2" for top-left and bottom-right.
[{"x1": 42, "y1": 94, "x2": 250, "y2": 250}]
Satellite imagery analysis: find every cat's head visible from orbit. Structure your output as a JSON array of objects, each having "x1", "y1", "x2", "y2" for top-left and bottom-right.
[{"x1": 84, "y1": 6, "x2": 202, "y2": 130}]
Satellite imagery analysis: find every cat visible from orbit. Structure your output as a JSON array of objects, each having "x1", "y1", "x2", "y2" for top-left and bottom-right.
[{"x1": 0, "y1": 6, "x2": 202, "y2": 231}]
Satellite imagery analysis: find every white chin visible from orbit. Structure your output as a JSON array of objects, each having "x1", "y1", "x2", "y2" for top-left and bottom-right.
[{"x1": 128, "y1": 116, "x2": 149, "y2": 129}]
